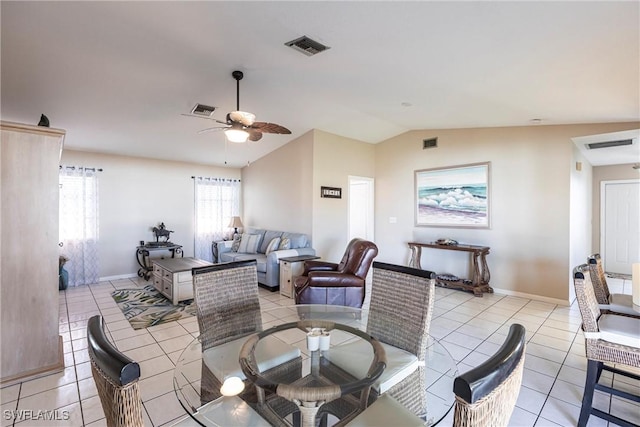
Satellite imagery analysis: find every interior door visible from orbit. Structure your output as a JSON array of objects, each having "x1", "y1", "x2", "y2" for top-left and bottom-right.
[
  {"x1": 348, "y1": 176, "x2": 374, "y2": 242},
  {"x1": 601, "y1": 180, "x2": 640, "y2": 274}
]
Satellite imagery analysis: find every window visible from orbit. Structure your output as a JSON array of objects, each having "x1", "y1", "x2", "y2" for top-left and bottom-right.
[
  {"x1": 194, "y1": 177, "x2": 241, "y2": 262},
  {"x1": 59, "y1": 166, "x2": 100, "y2": 286}
]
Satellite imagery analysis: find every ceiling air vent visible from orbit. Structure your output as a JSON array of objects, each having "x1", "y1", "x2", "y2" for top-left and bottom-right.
[
  {"x1": 190, "y1": 103, "x2": 216, "y2": 117},
  {"x1": 586, "y1": 139, "x2": 633, "y2": 149},
  {"x1": 285, "y1": 36, "x2": 330, "y2": 56},
  {"x1": 423, "y1": 138, "x2": 438, "y2": 149}
]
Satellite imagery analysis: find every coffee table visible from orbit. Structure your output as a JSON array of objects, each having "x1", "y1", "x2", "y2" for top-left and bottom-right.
[{"x1": 152, "y1": 257, "x2": 211, "y2": 305}]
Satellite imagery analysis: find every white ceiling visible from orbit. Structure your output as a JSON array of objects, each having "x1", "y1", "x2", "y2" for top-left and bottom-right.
[{"x1": 1, "y1": 1, "x2": 639, "y2": 168}]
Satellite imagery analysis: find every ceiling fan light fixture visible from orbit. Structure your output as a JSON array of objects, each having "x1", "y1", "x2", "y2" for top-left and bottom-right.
[{"x1": 225, "y1": 129, "x2": 249, "y2": 143}]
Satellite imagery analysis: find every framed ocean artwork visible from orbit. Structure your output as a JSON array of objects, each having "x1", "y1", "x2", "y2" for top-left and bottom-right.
[{"x1": 415, "y1": 162, "x2": 490, "y2": 228}]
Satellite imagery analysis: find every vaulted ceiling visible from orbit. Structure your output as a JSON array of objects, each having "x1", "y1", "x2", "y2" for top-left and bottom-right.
[{"x1": 2, "y1": 1, "x2": 638, "y2": 167}]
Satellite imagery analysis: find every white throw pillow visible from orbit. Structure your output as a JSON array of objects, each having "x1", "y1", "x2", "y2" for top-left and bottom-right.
[
  {"x1": 238, "y1": 234, "x2": 260, "y2": 254},
  {"x1": 265, "y1": 237, "x2": 281, "y2": 255}
]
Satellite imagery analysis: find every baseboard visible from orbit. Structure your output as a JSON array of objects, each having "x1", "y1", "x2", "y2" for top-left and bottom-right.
[
  {"x1": 491, "y1": 287, "x2": 570, "y2": 307},
  {"x1": 1, "y1": 336, "x2": 65, "y2": 386},
  {"x1": 99, "y1": 273, "x2": 138, "y2": 282}
]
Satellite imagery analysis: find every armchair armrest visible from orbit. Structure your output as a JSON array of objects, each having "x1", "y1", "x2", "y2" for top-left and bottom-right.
[
  {"x1": 306, "y1": 271, "x2": 363, "y2": 288},
  {"x1": 303, "y1": 260, "x2": 338, "y2": 275}
]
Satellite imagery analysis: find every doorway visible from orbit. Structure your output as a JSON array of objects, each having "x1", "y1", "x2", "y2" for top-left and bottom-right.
[
  {"x1": 601, "y1": 179, "x2": 640, "y2": 275},
  {"x1": 348, "y1": 176, "x2": 374, "y2": 242}
]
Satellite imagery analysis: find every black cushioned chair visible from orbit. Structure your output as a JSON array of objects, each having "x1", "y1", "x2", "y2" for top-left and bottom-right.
[
  {"x1": 294, "y1": 238, "x2": 378, "y2": 308},
  {"x1": 87, "y1": 315, "x2": 143, "y2": 427}
]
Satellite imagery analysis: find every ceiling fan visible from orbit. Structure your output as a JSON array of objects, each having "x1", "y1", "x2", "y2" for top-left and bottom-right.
[{"x1": 189, "y1": 70, "x2": 291, "y2": 143}]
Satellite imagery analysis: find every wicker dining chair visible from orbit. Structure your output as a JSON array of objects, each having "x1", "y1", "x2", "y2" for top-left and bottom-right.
[
  {"x1": 452, "y1": 323, "x2": 525, "y2": 427},
  {"x1": 587, "y1": 254, "x2": 639, "y2": 317},
  {"x1": 323, "y1": 262, "x2": 436, "y2": 417},
  {"x1": 192, "y1": 260, "x2": 302, "y2": 404},
  {"x1": 87, "y1": 315, "x2": 143, "y2": 427},
  {"x1": 573, "y1": 264, "x2": 640, "y2": 427}
]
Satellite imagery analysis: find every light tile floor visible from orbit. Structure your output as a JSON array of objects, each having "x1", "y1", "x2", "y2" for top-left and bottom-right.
[{"x1": 1, "y1": 276, "x2": 638, "y2": 427}]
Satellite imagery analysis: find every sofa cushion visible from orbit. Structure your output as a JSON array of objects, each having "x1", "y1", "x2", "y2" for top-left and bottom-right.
[
  {"x1": 238, "y1": 234, "x2": 260, "y2": 254},
  {"x1": 219, "y1": 253, "x2": 267, "y2": 273},
  {"x1": 259, "y1": 231, "x2": 283, "y2": 253},
  {"x1": 278, "y1": 237, "x2": 291, "y2": 250},
  {"x1": 265, "y1": 238, "x2": 281, "y2": 255},
  {"x1": 281, "y1": 232, "x2": 307, "y2": 249}
]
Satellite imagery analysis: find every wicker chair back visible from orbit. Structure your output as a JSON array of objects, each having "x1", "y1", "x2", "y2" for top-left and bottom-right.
[
  {"x1": 192, "y1": 260, "x2": 262, "y2": 350},
  {"x1": 366, "y1": 262, "x2": 436, "y2": 415},
  {"x1": 574, "y1": 264, "x2": 602, "y2": 333},
  {"x1": 368, "y1": 262, "x2": 435, "y2": 358},
  {"x1": 87, "y1": 315, "x2": 143, "y2": 427},
  {"x1": 587, "y1": 254, "x2": 610, "y2": 305},
  {"x1": 453, "y1": 323, "x2": 526, "y2": 427}
]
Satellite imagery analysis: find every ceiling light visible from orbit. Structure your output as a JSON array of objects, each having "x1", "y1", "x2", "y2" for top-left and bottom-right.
[{"x1": 225, "y1": 129, "x2": 249, "y2": 143}]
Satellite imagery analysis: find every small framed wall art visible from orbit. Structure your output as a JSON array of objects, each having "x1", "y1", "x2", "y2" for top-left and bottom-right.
[{"x1": 321, "y1": 186, "x2": 342, "y2": 199}]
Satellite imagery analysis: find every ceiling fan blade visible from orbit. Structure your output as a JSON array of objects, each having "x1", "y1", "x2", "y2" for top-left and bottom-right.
[
  {"x1": 197, "y1": 126, "x2": 228, "y2": 135},
  {"x1": 251, "y1": 122, "x2": 291, "y2": 134},
  {"x1": 248, "y1": 130, "x2": 263, "y2": 142}
]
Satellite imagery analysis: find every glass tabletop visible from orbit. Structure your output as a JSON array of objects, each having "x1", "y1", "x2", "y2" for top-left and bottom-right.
[{"x1": 173, "y1": 304, "x2": 457, "y2": 426}]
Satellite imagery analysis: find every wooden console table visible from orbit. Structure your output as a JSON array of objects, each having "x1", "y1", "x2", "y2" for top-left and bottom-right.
[{"x1": 408, "y1": 242, "x2": 492, "y2": 297}]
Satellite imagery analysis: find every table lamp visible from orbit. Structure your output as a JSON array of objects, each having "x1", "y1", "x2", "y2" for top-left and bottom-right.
[{"x1": 228, "y1": 216, "x2": 244, "y2": 237}]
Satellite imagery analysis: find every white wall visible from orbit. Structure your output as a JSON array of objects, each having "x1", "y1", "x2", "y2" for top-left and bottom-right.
[
  {"x1": 60, "y1": 150, "x2": 240, "y2": 279},
  {"x1": 569, "y1": 144, "x2": 593, "y2": 303},
  {"x1": 374, "y1": 122, "x2": 639, "y2": 303},
  {"x1": 311, "y1": 130, "x2": 376, "y2": 261},
  {"x1": 241, "y1": 131, "x2": 314, "y2": 236}
]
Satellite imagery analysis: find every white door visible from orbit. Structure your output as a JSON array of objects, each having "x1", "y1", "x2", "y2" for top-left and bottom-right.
[
  {"x1": 348, "y1": 176, "x2": 374, "y2": 241},
  {"x1": 601, "y1": 180, "x2": 640, "y2": 274}
]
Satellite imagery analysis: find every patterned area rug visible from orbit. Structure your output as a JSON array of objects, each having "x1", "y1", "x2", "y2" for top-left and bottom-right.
[{"x1": 112, "y1": 285, "x2": 196, "y2": 330}]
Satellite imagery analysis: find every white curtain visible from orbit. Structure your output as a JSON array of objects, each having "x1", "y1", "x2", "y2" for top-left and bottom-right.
[
  {"x1": 59, "y1": 166, "x2": 100, "y2": 286},
  {"x1": 194, "y1": 177, "x2": 241, "y2": 262}
]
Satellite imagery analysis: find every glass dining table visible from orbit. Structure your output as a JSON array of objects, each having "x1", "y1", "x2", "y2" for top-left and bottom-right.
[{"x1": 173, "y1": 304, "x2": 457, "y2": 426}]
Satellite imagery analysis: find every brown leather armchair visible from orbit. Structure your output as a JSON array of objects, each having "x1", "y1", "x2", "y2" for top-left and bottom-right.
[{"x1": 294, "y1": 238, "x2": 378, "y2": 308}]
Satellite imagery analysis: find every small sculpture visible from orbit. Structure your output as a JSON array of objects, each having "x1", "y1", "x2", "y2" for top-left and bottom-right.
[
  {"x1": 38, "y1": 114, "x2": 50, "y2": 127},
  {"x1": 152, "y1": 222, "x2": 173, "y2": 243}
]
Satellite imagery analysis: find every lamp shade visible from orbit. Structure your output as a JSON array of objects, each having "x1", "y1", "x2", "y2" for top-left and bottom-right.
[{"x1": 228, "y1": 216, "x2": 244, "y2": 229}]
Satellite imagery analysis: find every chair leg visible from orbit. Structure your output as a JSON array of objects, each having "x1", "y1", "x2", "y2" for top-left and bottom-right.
[{"x1": 579, "y1": 360, "x2": 601, "y2": 427}]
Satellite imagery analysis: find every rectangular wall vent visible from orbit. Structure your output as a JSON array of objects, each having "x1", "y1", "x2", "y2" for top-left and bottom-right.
[
  {"x1": 285, "y1": 36, "x2": 330, "y2": 56},
  {"x1": 587, "y1": 139, "x2": 633, "y2": 149},
  {"x1": 191, "y1": 104, "x2": 216, "y2": 117},
  {"x1": 423, "y1": 137, "x2": 438, "y2": 149}
]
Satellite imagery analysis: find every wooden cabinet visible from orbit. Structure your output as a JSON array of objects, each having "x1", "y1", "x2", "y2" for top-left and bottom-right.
[
  {"x1": 279, "y1": 256, "x2": 320, "y2": 298},
  {"x1": 152, "y1": 257, "x2": 212, "y2": 305},
  {"x1": 1, "y1": 121, "x2": 65, "y2": 384}
]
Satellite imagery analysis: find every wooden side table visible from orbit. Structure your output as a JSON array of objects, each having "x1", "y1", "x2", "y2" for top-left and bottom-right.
[
  {"x1": 136, "y1": 243, "x2": 183, "y2": 280},
  {"x1": 279, "y1": 255, "x2": 320, "y2": 298},
  {"x1": 408, "y1": 242, "x2": 492, "y2": 297}
]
